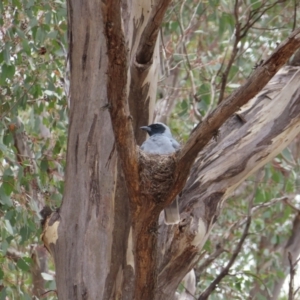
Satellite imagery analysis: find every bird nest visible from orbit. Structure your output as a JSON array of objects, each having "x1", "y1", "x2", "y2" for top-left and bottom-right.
[{"x1": 139, "y1": 150, "x2": 177, "y2": 203}]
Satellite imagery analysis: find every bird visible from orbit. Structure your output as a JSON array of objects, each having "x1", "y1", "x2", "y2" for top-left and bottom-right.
[{"x1": 140, "y1": 122, "x2": 180, "y2": 224}]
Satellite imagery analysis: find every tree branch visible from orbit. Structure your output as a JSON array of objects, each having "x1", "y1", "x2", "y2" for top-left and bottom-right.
[
  {"x1": 157, "y1": 65, "x2": 300, "y2": 298},
  {"x1": 168, "y1": 28, "x2": 300, "y2": 205},
  {"x1": 136, "y1": 0, "x2": 172, "y2": 64},
  {"x1": 197, "y1": 210, "x2": 252, "y2": 299},
  {"x1": 217, "y1": 0, "x2": 241, "y2": 104},
  {"x1": 103, "y1": 0, "x2": 140, "y2": 203},
  {"x1": 288, "y1": 252, "x2": 295, "y2": 300}
]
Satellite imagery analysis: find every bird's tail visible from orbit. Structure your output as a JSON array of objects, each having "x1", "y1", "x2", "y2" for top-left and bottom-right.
[{"x1": 164, "y1": 197, "x2": 180, "y2": 225}]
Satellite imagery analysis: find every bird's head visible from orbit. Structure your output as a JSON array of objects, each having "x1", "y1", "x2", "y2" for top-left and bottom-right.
[{"x1": 140, "y1": 122, "x2": 171, "y2": 137}]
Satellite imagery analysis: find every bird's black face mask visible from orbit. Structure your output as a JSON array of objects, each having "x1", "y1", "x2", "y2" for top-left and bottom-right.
[{"x1": 140, "y1": 123, "x2": 166, "y2": 136}]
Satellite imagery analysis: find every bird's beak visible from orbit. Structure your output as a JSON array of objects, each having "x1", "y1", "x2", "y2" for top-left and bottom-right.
[{"x1": 140, "y1": 126, "x2": 151, "y2": 133}]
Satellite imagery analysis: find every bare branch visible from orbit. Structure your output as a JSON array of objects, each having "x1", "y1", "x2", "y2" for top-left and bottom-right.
[
  {"x1": 231, "y1": 196, "x2": 290, "y2": 231},
  {"x1": 195, "y1": 246, "x2": 225, "y2": 277},
  {"x1": 40, "y1": 290, "x2": 58, "y2": 298},
  {"x1": 240, "y1": 1, "x2": 283, "y2": 36},
  {"x1": 292, "y1": 0, "x2": 297, "y2": 32},
  {"x1": 217, "y1": 0, "x2": 241, "y2": 104}
]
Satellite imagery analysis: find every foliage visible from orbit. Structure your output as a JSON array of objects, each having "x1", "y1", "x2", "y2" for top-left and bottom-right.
[
  {"x1": 0, "y1": 0, "x2": 299, "y2": 298},
  {"x1": 0, "y1": 0, "x2": 67, "y2": 298}
]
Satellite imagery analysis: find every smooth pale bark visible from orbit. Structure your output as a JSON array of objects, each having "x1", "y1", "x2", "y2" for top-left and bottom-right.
[
  {"x1": 126, "y1": 0, "x2": 166, "y2": 144},
  {"x1": 53, "y1": 1, "x2": 117, "y2": 299}
]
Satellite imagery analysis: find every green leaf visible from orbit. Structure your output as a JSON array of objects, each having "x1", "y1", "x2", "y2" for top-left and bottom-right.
[
  {"x1": 0, "y1": 141, "x2": 7, "y2": 152},
  {"x1": 0, "y1": 287, "x2": 7, "y2": 300},
  {"x1": 35, "y1": 27, "x2": 46, "y2": 43},
  {"x1": 23, "y1": 293, "x2": 33, "y2": 300},
  {"x1": 2, "y1": 175, "x2": 15, "y2": 196},
  {"x1": 3, "y1": 131, "x2": 13, "y2": 146},
  {"x1": 23, "y1": 256, "x2": 33, "y2": 265},
  {"x1": 28, "y1": 16, "x2": 38, "y2": 28},
  {"x1": 50, "y1": 193, "x2": 63, "y2": 202},
  {"x1": 285, "y1": 179, "x2": 294, "y2": 193},
  {"x1": 272, "y1": 170, "x2": 282, "y2": 184},
  {"x1": 22, "y1": 39, "x2": 31, "y2": 55},
  {"x1": 0, "y1": 64, "x2": 15, "y2": 84},
  {"x1": 5, "y1": 210, "x2": 15, "y2": 222},
  {"x1": 1, "y1": 240, "x2": 9, "y2": 254},
  {"x1": 235, "y1": 280, "x2": 242, "y2": 291},
  {"x1": 255, "y1": 188, "x2": 265, "y2": 203},
  {"x1": 25, "y1": 0, "x2": 35, "y2": 9},
  {"x1": 250, "y1": 0, "x2": 261, "y2": 10},
  {"x1": 0, "y1": 186, "x2": 13, "y2": 206},
  {"x1": 0, "y1": 268, "x2": 4, "y2": 280},
  {"x1": 20, "y1": 226, "x2": 32, "y2": 244},
  {"x1": 6, "y1": 235, "x2": 14, "y2": 244},
  {"x1": 281, "y1": 148, "x2": 293, "y2": 162},
  {"x1": 48, "y1": 30, "x2": 58, "y2": 39},
  {"x1": 40, "y1": 158, "x2": 49, "y2": 172},
  {"x1": 3, "y1": 44, "x2": 11, "y2": 64},
  {"x1": 17, "y1": 258, "x2": 30, "y2": 272},
  {"x1": 5, "y1": 219, "x2": 14, "y2": 235}
]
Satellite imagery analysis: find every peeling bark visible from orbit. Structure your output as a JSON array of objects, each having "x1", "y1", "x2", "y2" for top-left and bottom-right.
[{"x1": 156, "y1": 66, "x2": 300, "y2": 298}]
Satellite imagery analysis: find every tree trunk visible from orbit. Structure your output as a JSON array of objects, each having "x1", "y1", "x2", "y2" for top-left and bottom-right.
[
  {"x1": 40, "y1": 0, "x2": 300, "y2": 298},
  {"x1": 45, "y1": 0, "x2": 163, "y2": 299}
]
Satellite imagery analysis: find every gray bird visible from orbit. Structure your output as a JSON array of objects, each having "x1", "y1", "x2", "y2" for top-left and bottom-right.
[{"x1": 140, "y1": 122, "x2": 180, "y2": 225}]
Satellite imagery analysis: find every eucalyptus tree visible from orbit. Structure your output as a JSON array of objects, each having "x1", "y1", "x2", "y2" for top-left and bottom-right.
[{"x1": 1, "y1": 0, "x2": 300, "y2": 299}]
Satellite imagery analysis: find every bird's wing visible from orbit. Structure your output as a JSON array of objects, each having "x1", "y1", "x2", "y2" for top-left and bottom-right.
[{"x1": 170, "y1": 138, "x2": 181, "y2": 150}]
